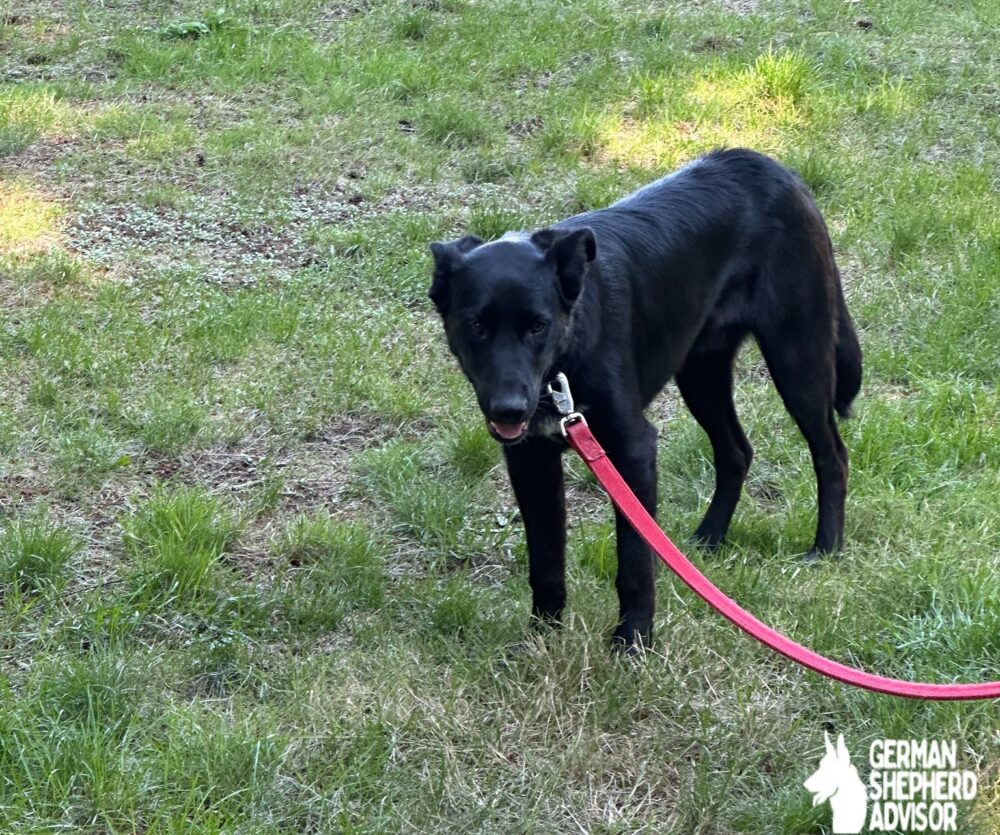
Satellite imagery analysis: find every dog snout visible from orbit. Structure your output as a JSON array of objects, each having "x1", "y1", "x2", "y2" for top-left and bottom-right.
[{"x1": 488, "y1": 394, "x2": 530, "y2": 425}]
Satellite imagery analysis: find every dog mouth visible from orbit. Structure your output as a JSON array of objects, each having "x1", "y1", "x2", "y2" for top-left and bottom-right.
[{"x1": 487, "y1": 420, "x2": 529, "y2": 443}]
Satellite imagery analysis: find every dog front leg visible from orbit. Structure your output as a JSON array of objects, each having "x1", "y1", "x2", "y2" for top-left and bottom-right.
[
  {"x1": 607, "y1": 420, "x2": 658, "y2": 650},
  {"x1": 504, "y1": 438, "x2": 566, "y2": 627}
]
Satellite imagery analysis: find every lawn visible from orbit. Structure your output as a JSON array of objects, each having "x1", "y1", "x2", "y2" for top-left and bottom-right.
[{"x1": 0, "y1": 0, "x2": 997, "y2": 831}]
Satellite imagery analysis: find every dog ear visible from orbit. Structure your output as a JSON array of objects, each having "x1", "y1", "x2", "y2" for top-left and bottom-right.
[
  {"x1": 824, "y1": 732, "x2": 836, "y2": 757},
  {"x1": 531, "y1": 227, "x2": 597, "y2": 305},
  {"x1": 428, "y1": 235, "x2": 483, "y2": 315},
  {"x1": 836, "y1": 734, "x2": 849, "y2": 762}
]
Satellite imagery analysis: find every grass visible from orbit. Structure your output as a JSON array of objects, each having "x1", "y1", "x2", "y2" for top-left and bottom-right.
[
  {"x1": 0, "y1": 515, "x2": 80, "y2": 594},
  {"x1": 0, "y1": 0, "x2": 998, "y2": 831},
  {"x1": 123, "y1": 485, "x2": 239, "y2": 604}
]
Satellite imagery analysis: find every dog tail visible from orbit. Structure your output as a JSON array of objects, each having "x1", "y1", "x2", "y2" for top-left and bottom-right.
[{"x1": 834, "y1": 288, "x2": 862, "y2": 419}]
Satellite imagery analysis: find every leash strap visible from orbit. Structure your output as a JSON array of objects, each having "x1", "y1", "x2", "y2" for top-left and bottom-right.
[{"x1": 563, "y1": 417, "x2": 1000, "y2": 700}]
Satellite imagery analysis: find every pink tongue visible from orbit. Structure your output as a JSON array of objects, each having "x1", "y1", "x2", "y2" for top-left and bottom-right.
[{"x1": 490, "y1": 421, "x2": 526, "y2": 440}]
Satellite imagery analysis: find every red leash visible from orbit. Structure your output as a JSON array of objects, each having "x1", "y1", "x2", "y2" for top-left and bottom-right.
[{"x1": 548, "y1": 375, "x2": 1000, "y2": 700}]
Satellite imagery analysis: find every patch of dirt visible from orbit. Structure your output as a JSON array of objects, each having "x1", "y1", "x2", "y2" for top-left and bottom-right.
[
  {"x1": 66, "y1": 198, "x2": 324, "y2": 285},
  {"x1": 918, "y1": 143, "x2": 954, "y2": 164},
  {"x1": 506, "y1": 116, "x2": 545, "y2": 138},
  {"x1": 668, "y1": 0, "x2": 759, "y2": 17},
  {"x1": 277, "y1": 413, "x2": 398, "y2": 516},
  {"x1": 2, "y1": 131, "x2": 80, "y2": 174},
  {"x1": 738, "y1": 358, "x2": 771, "y2": 383},
  {"x1": 0, "y1": 273, "x2": 61, "y2": 313},
  {"x1": 8, "y1": 125, "x2": 518, "y2": 285},
  {"x1": 308, "y1": 1, "x2": 373, "y2": 40},
  {"x1": 516, "y1": 54, "x2": 594, "y2": 97},
  {"x1": 6, "y1": 74, "x2": 539, "y2": 285},
  {"x1": 696, "y1": 35, "x2": 745, "y2": 52},
  {"x1": 0, "y1": 413, "x2": 396, "y2": 589},
  {"x1": 4, "y1": 0, "x2": 167, "y2": 30},
  {"x1": 0, "y1": 472, "x2": 47, "y2": 511},
  {"x1": 176, "y1": 445, "x2": 274, "y2": 495},
  {"x1": 747, "y1": 477, "x2": 784, "y2": 510},
  {"x1": 66, "y1": 171, "x2": 384, "y2": 284},
  {"x1": 0, "y1": 2, "x2": 136, "y2": 84},
  {"x1": 1, "y1": 468, "x2": 142, "y2": 596},
  {"x1": 714, "y1": 0, "x2": 759, "y2": 15},
  {"x1": 652, "y1": 386, "x2": 683, "y2": 427},
  {"x1": 837, "y1": 255, "x2": 868, "y2": 307}
]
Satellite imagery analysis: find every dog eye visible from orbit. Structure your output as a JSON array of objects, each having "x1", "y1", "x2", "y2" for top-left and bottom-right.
[
  {"x1": 470, "y1": 319, "x2": 487, "y2": 337},
  {"x1": 529, "y1": 320, "x2": 547, "y2": 334}
]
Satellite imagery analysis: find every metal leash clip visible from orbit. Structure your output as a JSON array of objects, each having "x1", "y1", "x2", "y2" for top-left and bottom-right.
[{"x1": 546, "y1": 372, "x2": 587, "y2": 437}]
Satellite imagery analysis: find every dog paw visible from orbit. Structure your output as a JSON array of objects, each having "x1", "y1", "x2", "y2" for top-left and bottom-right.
[
  {"x1": 504, "y1": 638, "x2": 538, "y2": 659},
  {"x1": 611, "y1": 623, "x2": 653, "y2": 655},
  {"x1": 801, "y1": 548, "x2": 841, "y2": 565},
  {"x1": 690, "y1": 530, "x2": 725, "y2": 552},
  {"x1": 529, "y1": 612, "x2": 563, "y2": 633}
]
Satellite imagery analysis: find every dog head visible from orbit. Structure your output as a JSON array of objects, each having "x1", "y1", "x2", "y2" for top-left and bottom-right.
[{"x1": 428, "y1": 227, "x2": 596, "y2": 444}]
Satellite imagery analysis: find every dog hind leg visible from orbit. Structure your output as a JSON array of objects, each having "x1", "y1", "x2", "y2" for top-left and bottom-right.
[
  {"x1": 675, "y1": 332, "x2": 753, "y2": 549},
  {"x1": 755, "y1": 319, "x2": 848, "y2": 559}
]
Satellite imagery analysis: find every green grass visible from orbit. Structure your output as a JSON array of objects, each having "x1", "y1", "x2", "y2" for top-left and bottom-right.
[
  {"x1": 0, "y1": 514, "x2": 81, "y2": 594},
  {"x1": 123, "y1": 485, "x2": 240, "y2": 604},
  {"x1": 0, "y1": 0, "x2": 998, "y2": 831}
]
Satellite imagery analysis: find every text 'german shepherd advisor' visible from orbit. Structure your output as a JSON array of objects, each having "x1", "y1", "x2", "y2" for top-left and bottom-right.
[{"x1": 429, "y1": 149, "x2": 862, "y2": 650}]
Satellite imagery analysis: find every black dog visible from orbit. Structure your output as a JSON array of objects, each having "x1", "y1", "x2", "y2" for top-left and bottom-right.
[{"x1": 429, "y1": 149, "x2": 861, "y2": 649}]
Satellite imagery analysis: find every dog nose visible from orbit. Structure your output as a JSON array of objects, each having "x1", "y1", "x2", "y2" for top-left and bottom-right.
[{"x1": 489, "y1": 395, "x2": 529, "y2": 425}]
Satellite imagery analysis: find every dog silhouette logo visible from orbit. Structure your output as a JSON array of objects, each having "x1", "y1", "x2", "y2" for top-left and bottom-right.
[{"x1": 804, "y1": 732, "x2": 868, "y2": 834}]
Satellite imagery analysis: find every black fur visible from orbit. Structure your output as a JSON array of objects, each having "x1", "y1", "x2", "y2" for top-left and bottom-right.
[{"x1": 429, "y1": 149, "x2": 862, "y2": 649}]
